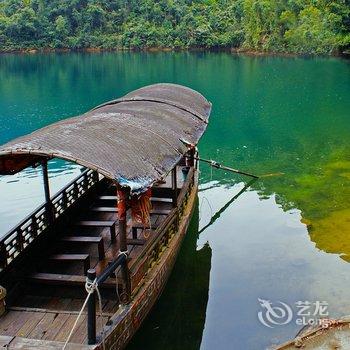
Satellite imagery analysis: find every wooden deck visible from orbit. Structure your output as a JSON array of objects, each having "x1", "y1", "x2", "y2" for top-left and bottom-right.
[{"x1": 0, "y1": 166, "x2": 184, "y2": 346}]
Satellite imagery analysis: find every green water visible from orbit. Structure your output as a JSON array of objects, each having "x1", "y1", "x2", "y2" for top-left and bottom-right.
[{"x1": 0, "y1": 52, "x2": 349, "y2": 349}]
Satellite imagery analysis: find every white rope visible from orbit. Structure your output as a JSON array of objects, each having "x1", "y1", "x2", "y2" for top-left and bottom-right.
[
  {"x1": 118, "y1": 250, "x2": 129, "y2": 258},
  {"x1": 62, "y1": 250, "x2": 128, "y2": 350},
  {"x1": 62, "y1": 278, "x2": 105, "y2": 350}
]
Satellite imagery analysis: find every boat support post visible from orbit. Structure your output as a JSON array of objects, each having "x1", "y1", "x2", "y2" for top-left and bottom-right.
[
  {"x1": 117, "y1": 187, "x2": 131, "y2": 303},
  {"x1": 41, "y1": 159, "x2": 54, "y2": 223},
  {"x1": 172, "y1": 167, "x2": 177, "y2": 207},
  {"x1": 86, "y1": 253, "x2": 128, "y2": 345},
  {"x1": 87, "y1": 269, "x2": 97, "y2": 345}
]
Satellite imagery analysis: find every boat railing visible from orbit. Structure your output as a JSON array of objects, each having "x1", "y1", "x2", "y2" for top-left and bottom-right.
[
  {"x1": 83, "y1": 166, "x2": 195, "y2": 346},
  {"x1": 86, "y1": 166, "x2": 195, "y2": 346},
  {"x1": 129, "y1": 166, "x2": 195, "y2": 294},
  {"x1": 86, "y1": 252, "x2": 128, "y2": 345},
  {"x1": 0, "y1": 169, "x2": 100, "y2": 272}
]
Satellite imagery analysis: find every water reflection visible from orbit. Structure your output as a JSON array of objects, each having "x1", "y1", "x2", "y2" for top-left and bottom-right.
[
  {"x1": 197, "y1": 183, "x2": 350, "y2": 349},
  {"x1": 128, "y1": 202, "x2": 212, "y2": 350},
  {"x1": 198, "y1": 179, "x2": 257, "y2": 234}
]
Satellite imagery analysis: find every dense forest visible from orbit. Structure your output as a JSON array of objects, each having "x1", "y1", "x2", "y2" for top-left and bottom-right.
[{"x1": 0, "y1": 0, "x2": 349, "y2": 54}]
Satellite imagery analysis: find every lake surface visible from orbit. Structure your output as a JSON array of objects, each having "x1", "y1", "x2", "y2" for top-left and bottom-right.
[{"x1": 0, "y1": 52, "x2": 349, "y2": 349}]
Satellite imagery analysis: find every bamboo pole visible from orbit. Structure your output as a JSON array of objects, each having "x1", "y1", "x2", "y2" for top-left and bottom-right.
[{"x1": 190, "y1": 156, "x2": 259, "y2": 179}]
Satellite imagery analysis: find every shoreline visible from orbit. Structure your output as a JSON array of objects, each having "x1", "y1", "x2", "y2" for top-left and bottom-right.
[{"x1": 0, "y1": 46, "x2": 348, "y2": 58}]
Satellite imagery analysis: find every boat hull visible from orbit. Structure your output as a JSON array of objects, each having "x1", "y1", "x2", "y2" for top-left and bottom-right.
[
  {"x1": 275, "y1": 318, "x2": 350, "y2": 349},
  {"x1": 98, "y1": 170, "x2": 199, "y2": 350}
]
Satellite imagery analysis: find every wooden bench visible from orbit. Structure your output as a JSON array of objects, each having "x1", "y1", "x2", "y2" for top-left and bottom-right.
[
  {"x1": 75, "y1": 220, "x2": 117, "y2": 242},
  {"x1": 126, "y1": 238, "x2": 146, "y2": 246},
  {"x1": 150, "y1": 197, "x2": 173, "y2": 203},
  {"x1": 28, "y1": 273, "x2": 118, "y2": 289},
  {"x1": 151, "y1": 209, "x2": 172, "y2": 216},
  {"x1": 90, "y1": 206, "x2": 118, "y2": 213},
  {"x1": 131, "y1": 223, "x2": 154, "y2": 239},
  {"x1": 90, "y1": 206, "x2": 171, "y2": 216},
  {"x1": 59, "y1": 236, "x2": 105, "y2": 260},
  {"x1": 48, "y1": 254, "x2": 90, "y2": 275},
  {"x1": 98, "y1": 195, "x2": 173, "y2": 203}
]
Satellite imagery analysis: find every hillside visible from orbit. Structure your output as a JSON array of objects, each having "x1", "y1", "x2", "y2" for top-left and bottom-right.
[{"x1": 0, "y1": 0, "x2": 349, "y2": 54}]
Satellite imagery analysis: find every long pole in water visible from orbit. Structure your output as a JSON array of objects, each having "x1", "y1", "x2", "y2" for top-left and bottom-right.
[{"x1": 191, "y1": 156, "x2": 259, "y2": 179}]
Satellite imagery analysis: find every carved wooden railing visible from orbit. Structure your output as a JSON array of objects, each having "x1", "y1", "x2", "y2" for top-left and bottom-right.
[
  {"x1": 0, "y1": 169, "x2": 100, "y2": 271},
  {"x1": 129, "y1": 166, "x2": 195, "y2": 293}
]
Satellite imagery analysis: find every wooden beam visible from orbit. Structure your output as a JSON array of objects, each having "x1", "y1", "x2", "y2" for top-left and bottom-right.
[
  {"x1": 117, "y1": 187, "x2": 131, "y2": 303},
  {"x1": 28, "y1": 272, "x2": 118, "y2": 288},
  {"x1": 75, "y1": 220, "x2": 115, "y2": 227},
  {"x1": 91, "y1": 206, "x2": 170, "y2": 215},
  {"x1": 126, "y1": 238, "x2": 146, "y2": 246},
  {"x1": 99, "y1": 195, "x2": 172, "y2": 203},
  {"x1": 172, "y1": 166, "x2": 177, "y2": 207},
  {"x1": 87, "y1": 269, "x2": 96, "y2": 345},
  {"x1": 42, "y1": 159, "x2": 53, "y2": 223}
]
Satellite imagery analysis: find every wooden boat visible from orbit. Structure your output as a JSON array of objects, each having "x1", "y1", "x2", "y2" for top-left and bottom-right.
[
  {"x1": 274, "y1": 318, "x2": 350, "y2": 349},
  {"x1": 0, "y1": 84, "x2": 211, "y2": 349}
]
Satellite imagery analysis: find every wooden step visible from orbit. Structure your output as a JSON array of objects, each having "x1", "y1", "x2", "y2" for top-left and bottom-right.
[
  {"x1": 28, "y1": 273, "x2": 118, "y2": 288},
  {"x1": 151, "y1": 197, "x2": 172, "y2": 203},
  {"x1": 75, "y1": 220, "x2": 116, "y2": 227},
  {"x1": 29, "y1": 272, "x2": 85, "y2": 286},
  {"x1": 152, "y1": 209, "x2": 171, "y2": 215},
  {"x1": 131, "y1": 224, "x2": 154, "y2": 239},
  {"x1": 133, "y1": 223, "x2": 154, "y2": 230},
  {"x1": 75, "y1": 220, "x2": 117, "y2": 242},
  {"x1": 91, "y1": 206, "x2": 171, "y2": 216},
  {"x1": 98, "y1": 195, "x2": 118, "y2": 201},
  {"x1": 48, "y1": 254, "x2": 90, "y2": 275},
  {"x1": 58, "y1": 236, "x2": 105, "y2": 260},
  {"x1": 98, "y1": 195, "x2": 172, "y2": 203},
  {"x1": 126, "y1": 238, "x2": 146, "y2": 246},
  {"x1": 91, "y1": 206, "x2": 118, "y2": 213}
]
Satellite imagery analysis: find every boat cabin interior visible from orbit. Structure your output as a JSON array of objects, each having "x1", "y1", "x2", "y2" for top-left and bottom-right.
[{"x1": 0, "y1": 155, "x2": 193, "y2": 345}]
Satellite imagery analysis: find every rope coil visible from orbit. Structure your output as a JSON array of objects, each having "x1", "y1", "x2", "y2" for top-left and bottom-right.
[{"x1": 118, "y1": 250, "x2": 129, "y2": 258}]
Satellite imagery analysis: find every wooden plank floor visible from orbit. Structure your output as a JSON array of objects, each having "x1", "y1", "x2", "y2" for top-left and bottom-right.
[{"x1": 0, "y1": 310, "x2": 108, "y2": 343}]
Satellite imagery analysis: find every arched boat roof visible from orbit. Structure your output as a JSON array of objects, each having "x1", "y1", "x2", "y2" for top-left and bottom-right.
[{"x1": 0, "y1": 83, "x2": 211, "y2": 193}]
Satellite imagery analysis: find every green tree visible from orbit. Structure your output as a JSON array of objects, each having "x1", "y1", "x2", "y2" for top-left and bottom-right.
[
  {"x1": 0, "y1": 0, "x2": 348, "y2": 54},
  {"x1": 283, "y1": 5, "x2": 344, "y2": 54},
  {"x1": 54, "y1": 15, "x2": 68, "y2": 46},
  {"x1": 5, "y1": 7, "x2": 39, "y2": 42}
]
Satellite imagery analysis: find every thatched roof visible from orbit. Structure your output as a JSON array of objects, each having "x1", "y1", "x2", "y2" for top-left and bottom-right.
[{"x1": 0, "y1": 83, "x2": 211, "y2": 193}]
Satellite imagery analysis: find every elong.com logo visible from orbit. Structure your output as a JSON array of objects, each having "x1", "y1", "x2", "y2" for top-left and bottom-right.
[{"x1": 257, "y1": 298, "x2": 330, "y2": 328}]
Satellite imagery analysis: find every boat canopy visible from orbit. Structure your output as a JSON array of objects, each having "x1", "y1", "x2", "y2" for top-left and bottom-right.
[{"x1": 0, "y1": 83, "x2": 211, "y2": 193}]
